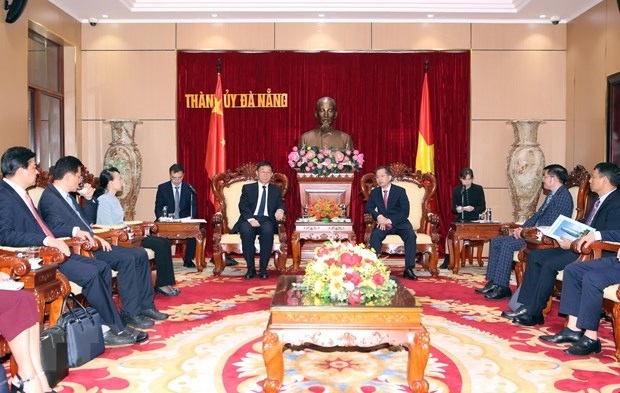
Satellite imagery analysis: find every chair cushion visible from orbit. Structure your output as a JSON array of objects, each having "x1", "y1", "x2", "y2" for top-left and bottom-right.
[
  {"x1": 567, "y1": 186, "x2": 580, "y2": 219},
  {"x1": 382, "y1": 233, "x2": 432, "y2": 245},
  {"x1": 393, "y1": 180, "x2": 424, "y2": 231},
  {"x1": 27, "y1": 187, "x2": 45, "y2": 206},
  {"x1": 222, "y1": 181, "x2": 253, "y2": 230}
]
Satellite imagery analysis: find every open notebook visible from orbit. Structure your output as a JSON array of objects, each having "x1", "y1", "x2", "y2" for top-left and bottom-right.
[{"x1": 539, "y1": 215, "x2": 595, "y2": 242}]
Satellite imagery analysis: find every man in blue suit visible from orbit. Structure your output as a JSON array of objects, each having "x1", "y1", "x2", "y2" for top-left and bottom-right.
[
  {"x1": 365, "y1": 165, "x2": 418, "y2": 280},
  {"x1": 38, "y1": 155, "x2": 169, "y2": 330},
  {"x1": 231, "y1": 161, "x2": 285, "y2": 279},
  {"x1": 539, "y1": 229, "x2": 620, "y2": 357},
  {"x1": 512, "y1": 162, "x2": 620, "y2": 326},
  {"x1": 155, "y1": 163, "x2": 198, "y2": 267},
  {"x1": 476, "y1": 164, "x2": 574, "y2": 300},
  {"x1": 0, "y1": 147, "x2": 145, "y2": 346}
]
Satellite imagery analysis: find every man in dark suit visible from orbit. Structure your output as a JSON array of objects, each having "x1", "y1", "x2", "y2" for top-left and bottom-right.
[
  {"x1": 476, "y1": 164, "x2": 574, "y2": 300},
  {"x1": 512, "y1": 162, "x2": 620, "y2": 326},
  {"x1": 365, "y1": 165, "x2": 418, "y2": 280},
  {"x1": 231, "y1": 161, "x2": 285, "y2": 279},
  {"x1": 155, "y1": 163, "x2": 198, "y2": 267},
  {"x1": 38, "y1": 155, "x2": 169, "y2": 331},
  {"x1": 538, "y1": 229, "x2": 620, "y2": 356},
  {"x1": 0, "y1": 147, "x2": 145, "y2": 346}
]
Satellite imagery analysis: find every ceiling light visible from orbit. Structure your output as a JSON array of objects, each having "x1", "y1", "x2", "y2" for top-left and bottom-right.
[
  {"x1": 211, "y1": 13, "x2": 218, "y2": 18},
  {"x1": 318, "y1": 14, "x2": 325, "y2": 18},
  {"x1": 427, "y1": 14, "x2": 434, "y2": 18},
  {"x1": 101, "y1": 14, "x2": 108, "y2": 18},
  {"x1": 539, "y1": 15, "x2": 546, "y2": 19}
]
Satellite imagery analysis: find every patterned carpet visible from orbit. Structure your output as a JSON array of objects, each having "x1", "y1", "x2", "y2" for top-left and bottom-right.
[{"x1": 5, "y1": 259, "x2": 620, "y2": 392}]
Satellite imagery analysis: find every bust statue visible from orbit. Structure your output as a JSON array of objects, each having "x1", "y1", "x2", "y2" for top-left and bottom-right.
[{"x1": 298, "y1": 97, "x2": 354, "y2": 150}]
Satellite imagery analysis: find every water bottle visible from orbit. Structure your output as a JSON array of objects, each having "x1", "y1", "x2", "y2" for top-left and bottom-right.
[
  {"x1": 487, "y1": 208, "x2": 493, "y2": 222},
  {"x1": 302, "y1": 205, "x2": 308, "y2": 219},
  {"x1": 162, "y1": 206, "x2": 168, "y2": 220}
]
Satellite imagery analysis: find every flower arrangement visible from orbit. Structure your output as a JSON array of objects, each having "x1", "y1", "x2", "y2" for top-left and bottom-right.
[
  {"x1": 307, "y1": 198, "x2": 343, "y2": 222},
  {"x1": 293, "y1": 241, "x2": 397, "y2": 306},
  {"x1": 287, "y1": 146, "x2": 364, "y2": 176}
]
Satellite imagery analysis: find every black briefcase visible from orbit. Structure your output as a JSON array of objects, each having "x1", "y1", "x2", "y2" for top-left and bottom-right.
[{"x1": 40, "y1": 325, "x2": 69, "y2": 387}]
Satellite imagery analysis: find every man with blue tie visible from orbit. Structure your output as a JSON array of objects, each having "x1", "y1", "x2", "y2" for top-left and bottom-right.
[
  {"x1": 231, "y1": 161, "x2": 285, "y2": 279},
  {"x1": 511, "y1": 162, "x2": 620, "y2": 326},
  {"x1": 38, "y1": 156, "x2": 169, "y2": 330},
  {"x1": 155, "y1": 164, "x2": 198, "y2": 268},
  {"x1": 475, "y1": 164, "x2": 573, "y2": 300},
  {"x1": 365, "y1": 165, "x2": 418, "y2": 280}
]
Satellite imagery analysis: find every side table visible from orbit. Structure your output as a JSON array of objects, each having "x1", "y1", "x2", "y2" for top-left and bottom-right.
[
  {"x1": 447, "y1": 221, "x2": 502, "y2": 274},
  {"x1": 291, "y1": 220, "x2": 356, "y2": 272}
]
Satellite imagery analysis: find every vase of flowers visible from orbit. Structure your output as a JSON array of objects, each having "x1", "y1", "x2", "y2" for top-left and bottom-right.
[
  {"x1": 287, "y1": 146, "x2": 364, "y2": 176},
  {"x1": 293, "y1": 241, "x2": 397, "y2": 305},
  {"x1": 307, "y1": 198, "x2": 343, "y2": 222}
]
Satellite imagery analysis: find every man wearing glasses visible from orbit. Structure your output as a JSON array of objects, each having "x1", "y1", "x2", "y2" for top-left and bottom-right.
[{"x1": 155, "y1": 163, "x2": 198, "y2": 267}]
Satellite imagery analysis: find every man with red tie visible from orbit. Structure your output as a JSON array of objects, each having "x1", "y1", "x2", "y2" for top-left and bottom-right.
[
  {"x1": 0, "y1": 147, "x2": 147, "y2": 346},
  {"x1": 365, "y1": 165, "x2": 417, "y2": 280}
]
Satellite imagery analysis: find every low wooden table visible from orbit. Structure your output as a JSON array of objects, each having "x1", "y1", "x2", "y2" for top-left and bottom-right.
[
  {"x1": 262, "y1": 275, "x2": 429, "y2": 393},
  {"x1": 291, "y1": 220, "x2": 356, "y2": 272},
  {"x1": 447, "y1": 221, "x2": 503, "y2": 274},
  {"x1": 150, "y1": 220, "x2": 207, "y2": 271}
]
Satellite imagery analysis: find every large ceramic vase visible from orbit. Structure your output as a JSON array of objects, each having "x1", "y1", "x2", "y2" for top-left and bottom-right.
[
  {"x1": 506, "y1": 120, "x2": 545, "y2": 223},
  {"x1": 103, "y1": 119, "x2": 143, "y2": 220}
]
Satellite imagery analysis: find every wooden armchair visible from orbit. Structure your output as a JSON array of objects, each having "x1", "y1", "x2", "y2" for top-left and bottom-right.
[
  {"x1": 513, "y1": 165, "x2": 593, "y2": 286},
  {"x1": 361, "y1": 163, "x2": 440, "y2": 276},
  {"x1": 211, "y1": 163, "x2": 289, "y2": 275}
]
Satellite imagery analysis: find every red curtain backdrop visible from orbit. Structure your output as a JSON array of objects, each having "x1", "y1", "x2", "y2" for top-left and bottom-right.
[{"x1": 177, "y1": 51, "x2": 470, "y2": 256}]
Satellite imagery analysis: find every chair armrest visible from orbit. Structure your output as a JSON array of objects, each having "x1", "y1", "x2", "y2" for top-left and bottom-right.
[
  {"x1": 578, "y1": 240, "x2": 620, "y2": 259},
  {"x1": 0, "y1": 255, "x2": 30, "y2": 277},
  {"x1": 212, "y1": 212, "x2": 224, "y2": 235},
  {"x1": 499, "y1": 222, "x2": 520, "y2": 236},
  {"x1": 92, "y1": 228, "x2": 129, "y2": 245},
  {"x1": 63, "y1": 236, "x2": 102, "y2": 255},
  {"x1": 425, "y1": 212, "x2": 440, "y2": 244},
  {"x1": 0, "y1": 245, "x2": 66, "y2": 265}
]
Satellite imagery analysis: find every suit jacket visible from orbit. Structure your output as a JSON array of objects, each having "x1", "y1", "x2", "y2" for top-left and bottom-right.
[
  {"x1": 154, "y1": 181, "x2": 198, "y2": 219},
  {"x1": 38, "y1": 185, "x2": 96, "y2": 236},
  {"x1": 365, "y1": 184, "x2": 411, "y2": 228},
  {"x1": 451, "y1": 183, "x2": 486, "y2": 221},
  {"x1": 588, "y1": 189, "x2": 620, "y2": 231},
  {"x1": 231, "y1": 182, "x2": 285, "y2": 233},
  {"x1": 522, "y1": 185, "x2": 574, "y2": 228},
  {"x1": 0, "y1": 180, "x2": 49, "y2": 246}
]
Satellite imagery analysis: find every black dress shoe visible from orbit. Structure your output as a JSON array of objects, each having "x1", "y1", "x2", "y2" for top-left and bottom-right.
[
  {"x1": 103, "y1": 329, "x2": 136, "y2": 346},
  {"x1": 259, "y1": 271, "x2": 269, "y2": 279},
  {"x1": 403, "y1": 267, "x2": 418, "y2": 280},
  {"x1": 183, "y1": 260, "x2": 196, "y2": 268},
  {"x1": 485, "y1": 285, "x2": 512, "y2": 300},
  {"x1": 122, "y1": 326, "x2": 149, "y2": 343},
  {"x1": 513, "y1": 313, "x2": 544, "y2": 326},
  {"x1": 475, "y1": 281, "x2": 496, "y2": 294},
  {"x1": 226, "y1": 257, "x2": 239, "y2": 266},
  {"x1": 501, "y1": 305, "x2": 528, "y2": 319},
  {"x1": 540, "y1": 327, "x2": 583, "y2": 344},
  {"x1": 141, "y1": 308, "x2": 169, "y2": 321},
  {"x1": 564, "y1": 336, "x2": 602, "y2": 356},
  {"x1": 244, "y1": 269, "x2": 256, "y2": 279}
]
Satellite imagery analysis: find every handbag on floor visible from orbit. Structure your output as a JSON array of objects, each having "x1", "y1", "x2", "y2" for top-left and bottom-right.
[
  {"x1": 40, "y1": 325, "x2": 69, "y2": 387},
  {"x1": 0, "y1": 363, "x2": 9, "y2": 393},
  {"x1": 57, "y1": 292, "x2": 105, "y2": 368}
]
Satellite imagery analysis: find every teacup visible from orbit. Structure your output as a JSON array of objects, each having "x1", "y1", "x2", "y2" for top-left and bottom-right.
[{"x1": 29, "y1": 257, "x2": 43, "y2": 270}]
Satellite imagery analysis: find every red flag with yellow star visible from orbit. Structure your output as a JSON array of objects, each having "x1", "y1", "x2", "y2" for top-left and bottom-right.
[
  {"x1": 205, "y1": 73, "x2": 226, "y2": 209},
  {"x1": 415, "y1": 71, "x2": 434, "y2": 173}
]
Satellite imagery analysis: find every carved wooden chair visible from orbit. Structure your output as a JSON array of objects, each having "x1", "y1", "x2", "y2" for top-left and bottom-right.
[
  {"x1": 360, "y1": 163, "x2": 440, "y2": 276},
  {"x1": 513, "y1": 165, "x2": 593, "y2": 286},
  {"x1": 211, "y1": 162, "x2": 289, "y2": 275}
]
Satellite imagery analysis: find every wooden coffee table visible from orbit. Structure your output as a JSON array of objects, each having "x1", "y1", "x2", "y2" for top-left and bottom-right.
[
  {"x1": 150, "y1": 220, "x2": 207, "y2": 271},
  {"x1": 262, "y1": 275, "x2": 429, "y2": 392}
]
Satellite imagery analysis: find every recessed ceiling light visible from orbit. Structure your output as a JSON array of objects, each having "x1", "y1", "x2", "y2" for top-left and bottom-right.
[
  {"x1": 539, "y1": 14, "x2": 546, "y2": 19},
  {"x1": 318, "y1": 14, "x2": 325, "y2": 18},
  {"x1": 427, "y1": 14, "x2": 434, "y2": 18},
  {"x1": 101, "y1": 14, "x2": 108, "y2": 18},
  {"x1": 211, "y1": 13, "x2": 218, "y2": 18}
]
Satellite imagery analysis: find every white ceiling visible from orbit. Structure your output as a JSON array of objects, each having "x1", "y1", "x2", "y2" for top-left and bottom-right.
[{"x1": 47, "y1": 0, "x2": 604, "y2": 25}]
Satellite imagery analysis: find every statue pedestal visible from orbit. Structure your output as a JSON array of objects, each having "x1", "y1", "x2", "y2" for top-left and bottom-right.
[{"x1": 296, "y1": 172, "x2": 354, "y2": 217}]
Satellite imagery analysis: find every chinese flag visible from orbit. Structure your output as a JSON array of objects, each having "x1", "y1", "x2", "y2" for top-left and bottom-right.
[
  {"x1": 205, "y1": 73, "x2": 226, "y2": 209},
  {"x1": 415, "y1": 72, "x2": 434, "y2": 174}
]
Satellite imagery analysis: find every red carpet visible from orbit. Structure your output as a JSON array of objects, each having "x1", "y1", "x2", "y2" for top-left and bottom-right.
[{"x1": 4, "y1": 262, "x2": 620, "y2": 392}]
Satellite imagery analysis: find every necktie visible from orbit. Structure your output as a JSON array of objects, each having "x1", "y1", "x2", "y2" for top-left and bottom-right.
[
  {"x1": 24, "y1": 193, "x2": 54, "y2": 238},
  {"x1": 584, "y1": 198, "x2": 601, "y2": 226},
  {"x1": 257, "y1": 185, "x2": 267, "y2": 216},
  {"x1": 540, "y1": 193, "x2": 553, "y2": 212},
  {"x1": 65, "y1": 194, "x2": 91, "y2": 231},
  {"x1": 383, "y1": 190, "x2": 389, "y2": 209},
  {"x1": 174, "y1": 186, "x2": 180, "y2": 219}
]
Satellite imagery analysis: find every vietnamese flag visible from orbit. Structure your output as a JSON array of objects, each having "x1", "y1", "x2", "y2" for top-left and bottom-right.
[
  {"x1": 205, "y1": 73, "x2": 226, "y2": 209},
  {"x1": 415, "y1": 72, "x2": 434, "y2": 174}
]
